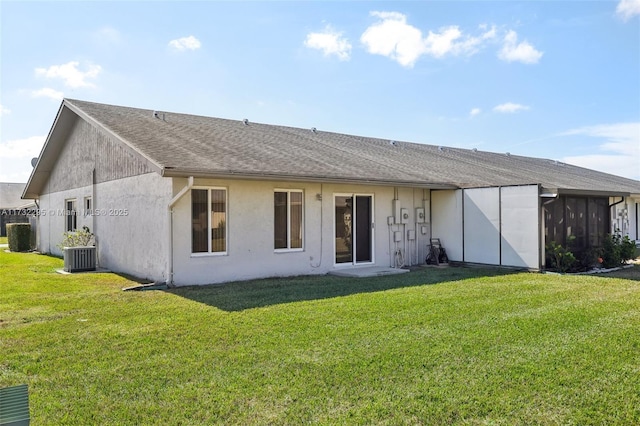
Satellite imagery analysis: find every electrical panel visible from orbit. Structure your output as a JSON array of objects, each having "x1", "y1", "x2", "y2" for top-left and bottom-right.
[
  {"x1": 421, "y1": 225, "x2": 428, "y2": 235},
  {"x1": 392, "y1": 200, "x2": 402, "y2": 224},
  {"x1": 415, "y1": 208, "x2": 425, "y2": 223},
  {"x1": 400, "y1": 208, "x2": 409, "y2": 224},
  {"x1": 393, "y1": 231, "x2": 402, "y2": 242},
  {"x1": 407, "y1": 229, "x2": 415, "y2": 240},
  {"x1": 387, "y1": 216, "x2": 394, "y2": 226}
]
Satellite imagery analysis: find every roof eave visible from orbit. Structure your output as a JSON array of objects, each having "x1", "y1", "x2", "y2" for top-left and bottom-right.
[
  {"x1": 160, "y1": 168, "x2": 458, "y2": 189},
  {"x1": 554, "y1": 188, "x2": 631, "y2": 197}
]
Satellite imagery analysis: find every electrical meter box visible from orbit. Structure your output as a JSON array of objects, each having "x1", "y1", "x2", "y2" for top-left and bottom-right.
[
  {"x1": 400, "y1": 208, "x2": 409, "y2": 224},
  {"x1": 415, "y1": 208, "x2": 425, "y2": 223}
]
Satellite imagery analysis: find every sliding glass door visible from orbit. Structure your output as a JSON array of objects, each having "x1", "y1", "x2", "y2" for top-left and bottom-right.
[{"x1": 335, "y1": 194, "x2": 373, "y2": 265}]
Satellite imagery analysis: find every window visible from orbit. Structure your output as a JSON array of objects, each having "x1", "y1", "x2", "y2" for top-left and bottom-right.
[
  {"x1": 274, "y1": 190, "x2": 303, "y2": 250},
  {"x1": 84, "y1": 197, "x2": 92, "y2": 216},
  {"x1": 65, "y1": 199, "x2": 77, "y2": 232},
  {"x1": 192, "y1": 188, "x2": 227, "y2": 254}
]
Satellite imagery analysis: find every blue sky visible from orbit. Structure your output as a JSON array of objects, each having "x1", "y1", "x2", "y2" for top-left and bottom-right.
[{"x1": 1, "y1": 0, "x2": 639, "y2": 183}]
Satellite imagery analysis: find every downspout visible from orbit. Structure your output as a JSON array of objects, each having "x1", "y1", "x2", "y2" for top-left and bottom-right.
[
  {"x1": 167, "y1": 176, "x2": 194, "y2": 286},
  {"x1": 609, "y1": 196, "x2": 624, "y2": 234},
  {"x1": 461, "y1": 189, "x2": 465, "y2": 263}
]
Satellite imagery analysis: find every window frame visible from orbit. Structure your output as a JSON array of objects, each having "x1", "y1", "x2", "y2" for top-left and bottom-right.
[
  {"x1": 191, "y1": 186, "x2": 228, "y2": 256},
  {"x1": 84, "y1": 196, "x2": 93, "y2": 217},
  {"x1": 274, "y1": 189, "x2": 304, "y2": 252},
  {"x1": 65, "y1": 199, "x2": 77, "y2": 232}
]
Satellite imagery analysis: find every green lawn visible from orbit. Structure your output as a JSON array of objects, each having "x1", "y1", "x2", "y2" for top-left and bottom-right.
[{"x1": 1, "y1": 250, "x2": 639, "y2": 425}]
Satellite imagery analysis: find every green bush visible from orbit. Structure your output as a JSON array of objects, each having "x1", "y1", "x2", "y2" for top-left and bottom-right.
[
  {"x1": 57, "y1": 226, "x2": 94, "y2": 249},
  {"x1": 601, "y1": 229, "x2": 637, "y2": 268},
  {"x1": 620, "y1": 235, "x2": 637, "y2": 263},
  {"x1": 578, "y1": 247, "x2": 600, "y2": 271},
  {"x1": 601, "y1": 232, "x2": 621, "y2": 268},
  {"x1": 546, "y1": 240, "x2": 577, "y2": 272},
  {"x1": 7, "y1": 223, "x2": 32, "y2": 252}
]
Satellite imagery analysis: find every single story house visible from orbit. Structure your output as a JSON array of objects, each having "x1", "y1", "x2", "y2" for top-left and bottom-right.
[
  {"x1": 23, "y1": 99, "x2": 640, "y2": 285},
  {"x1": 1, "y1": 182, "x2": 36, "y2": 237}
]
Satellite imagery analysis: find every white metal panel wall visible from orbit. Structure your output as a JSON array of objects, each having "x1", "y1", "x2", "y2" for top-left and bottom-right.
[
  {"x1": 464, "y1": 187, "x2": 500, "y2": 264},
  {"x1": 431, "y1": 190, "x2": 463, "y2": 261},
  {"x1": 500, "y1": 185, "x2": 539, "y2": 269}
]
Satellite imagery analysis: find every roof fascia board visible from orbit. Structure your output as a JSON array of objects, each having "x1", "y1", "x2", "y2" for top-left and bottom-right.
[
  {"x1": 64, "y1": 99, "x2": 164, "y2": 175},
  {"x1": 161, "y1": 169, "x2": 457, "y2": 189},
  {"x1": 22, "y1": 101, "x2": 70, "y2": 199},
  {"x1": 556, "y1": 188, "x2": 630, "y2": 197}
]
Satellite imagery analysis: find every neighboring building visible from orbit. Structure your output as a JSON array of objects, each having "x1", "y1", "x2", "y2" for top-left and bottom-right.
[
  {"x1": 0, "y1": 182, "x2": 35, "y2": 237},
  {"x1": 22, "y1": 99, "x2": 640, "y2": 285}
]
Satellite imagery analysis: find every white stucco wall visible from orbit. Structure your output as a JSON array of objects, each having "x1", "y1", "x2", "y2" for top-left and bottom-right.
[
  {"x1": 612, "y1": 196, "x2": 639, "y2": 241},
  {"x1": 170, "y1": 179, "x2": 432, "y2": 285},
  {"x1": 431, "y1": 190, "x2": 463, "y2": 262},
  {"x1": 94, "y1": 173, "x2": 172, "y2": 281},
  {"x1": 37, "y1": 172, "x2": 172, "y2": 282},
  {"x1": 37, "y1": 187, "x2": 95, "y2": 256}
]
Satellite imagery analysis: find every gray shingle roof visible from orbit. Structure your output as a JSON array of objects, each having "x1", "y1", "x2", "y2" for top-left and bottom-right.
[
  {"x1": 36, "y1": 99, "x2": 640, "y2": 195},
  {"x1": 1, "y1": 182, "x2": 34, "y2": 208}
]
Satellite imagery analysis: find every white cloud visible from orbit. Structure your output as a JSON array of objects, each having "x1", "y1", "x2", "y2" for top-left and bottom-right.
[
  {"x1": 31, "y1": 88, "x2": 64, "y2": 101},
  {"x1": 616, "y1": 0, "x2": 640, "y2": 21},
  {"x1": 561, "y1": 123, "x2": 640, "y2": 180},
  {"x1": 0, "y1": 136, "x2": 45, "y2": 183},
  {"x1": 35, "y1": 61, "x2": 102, "y2": 88},
  {"x1": 498, "y1": 30, "x2": 543, "y2": 64},
  {"x1": 493, "y1": 102, "x2": 530, "y2": 113},
  {"x1": 0, "y1": 136, "x2": 46, "y2": 160},
  {"x1": 168, "y1": 35, "x2": 201, "y2": 51},
  {"x1": 304, "y1": 26, "x2": 352, "y2": 61},
  {"x1": 360, "y1": 12, "x2": 503, "y2": 67},
  {"x1": 0, "y1": 104, "x2": 10, "y2": 116},
  {"x1": 470, "y1": 108, "x2": 482, "y2": 117},
  {"x1": 361, "y1": 11, "x2": 426, "y2": 67}
]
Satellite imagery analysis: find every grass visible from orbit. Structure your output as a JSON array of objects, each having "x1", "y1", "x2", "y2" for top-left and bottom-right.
[
  {"x1": 1, "y1": 250, "x2": 639, "y2": 425},
  {"x1": 0, "y1": 236, "x2": 7, "y2": 245}
]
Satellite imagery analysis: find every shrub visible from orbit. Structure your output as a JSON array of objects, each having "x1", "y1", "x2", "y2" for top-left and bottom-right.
[
  {"x1": 546, "y1": 241, "x2": 577, "y2": 272},
  {"x1": 620, "y1": 235, "x2": 637, "y2": 263},
  {"x1": 7, "y1": 223, "x2": 32, "y2": 252},
  {"x1": 601, "y1": 232, "x2": 621, "y2": 268},
  {"x1": 601, "y1": 228, "x2": 637, "y2": 268},
  {"x1": 57, "y1": 226, "x2": 94, "y2": 250},
  {"x1": 578, "y1": 247, "x2": 601, "y2": 271}
]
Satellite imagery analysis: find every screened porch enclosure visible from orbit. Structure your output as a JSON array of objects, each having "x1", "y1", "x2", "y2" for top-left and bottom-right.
[{"x1": 543, "y1": 195, "x2": 609, "y2": 262}]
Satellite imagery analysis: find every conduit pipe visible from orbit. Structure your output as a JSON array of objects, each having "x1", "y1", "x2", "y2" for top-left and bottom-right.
[{"x1": 167, "y1": 176, "x2": 194, "y2": 285}]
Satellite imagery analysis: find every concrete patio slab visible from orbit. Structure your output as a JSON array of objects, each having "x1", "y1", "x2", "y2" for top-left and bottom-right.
[{"x1": 329, "y1": 266, "x2": 410, "y2": 278}]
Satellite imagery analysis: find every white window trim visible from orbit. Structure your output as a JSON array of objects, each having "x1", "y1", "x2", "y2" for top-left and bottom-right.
[
  {"x1": 65, "y1": 198, "x2": 77, "y2": 232},
  {"x1": 190, "y1": 186, "x2": 228, "y2": 257},
  {"x1": 274, "y1": 189, "x2": 304, "y2": 253}
]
